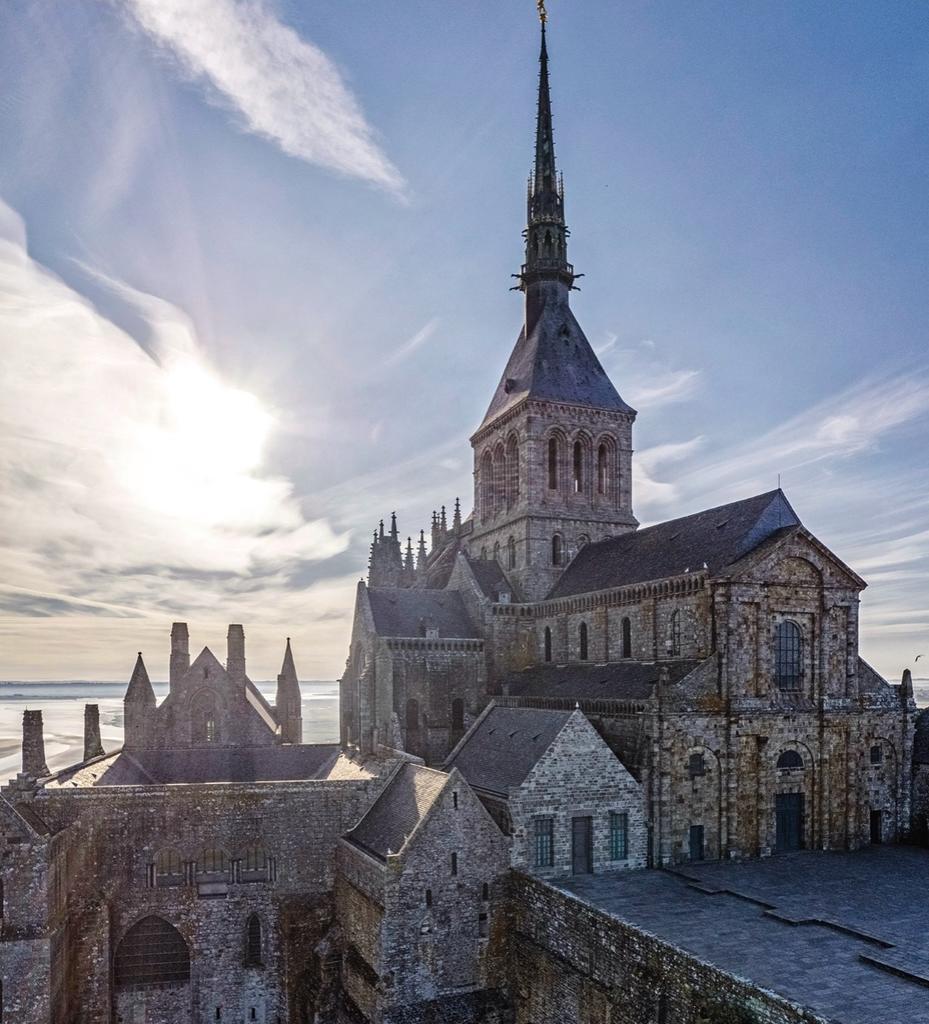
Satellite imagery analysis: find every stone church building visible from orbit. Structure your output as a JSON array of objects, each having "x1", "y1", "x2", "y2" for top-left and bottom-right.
[{"x1": 1, "y1": 17, "x2": 925, "y2": 1024}]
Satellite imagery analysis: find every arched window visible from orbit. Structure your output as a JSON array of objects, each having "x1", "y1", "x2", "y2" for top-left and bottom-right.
[
  {"x1": 507, "y1": 535, "x2": 516, "y2": 569},
  {"x1": 777, "y1": 750, "x2": 804, "y2": 770},
  {"x1": 577, "y1": 534, "x2": 589, "y2": 550},
  {"x1": 548, "y1": 437, "x2": 559, "y2": 490},
  {"x1": 115, "y1": 916, "x2": 190, "y2": 988},
  {"x1": 597, "y1": 444, "x2": 609, "y2": 495},
  {"x1": 191, "y1": 691, "x2": 218, "y2": 746},
  {"x1": 493, "y1": 541, "x2": 501, "y2": 563},
  {"x1": 544, "y1": 627, "x2": 552, "y2": 663},
  {"x1": 239, "y1": 843, "x2": 268, "y2": 882},
  {"x1": 155, "y1": 849, "x2": 185, "y2": 888},
  {"x1": 669, "y1": 611, "x2": 682, "y2": 657},
  {"x1": 481, "y1": 451, "x2": 494, "y2": 519},
  {"x1": 493, "y1": 443, "x2": 506, "y2": 516},
  {"x1": 551, "y1": 534, "x2": 563, "y2": 567},
  {"x1": 244, "y1": 914, "x2": 262, "y2": 967},
  {"x1": 579, "y1": 622, "x2": 589, "y2": 661},
  {"x1": 621, "y1": 617, "x2": 632, "y2": 659},
  {"x1": 406, "y1": 698, "x2": 420, "y2": 733},
  {"x1": 451, "y1": 698, "x2": 465, "y2": 732},
  {"x1": 506, "y1": 434, "x2": 520, "y2": 506},
  {"x1": 573, "y1": 441, "x2": 584, "y2": 493},
  {"x1": 775, "y1": 621, "x2": 803, "y2": 691},
  {"x1": 196, "y1": 848, "x2": 229, "y2": 880},
  {"x1": 870, "y1": 744, "x2": 883, "y2": 765}
]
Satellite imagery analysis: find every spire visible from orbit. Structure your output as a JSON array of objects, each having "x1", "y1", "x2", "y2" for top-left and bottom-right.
[
  {"x1": 275, "y1": 637, "x2": 302, "y2": 744},
  {"x1": 390, "y1": 511, "x2": 399, "y2": 539},
  {"x1": 417, "y1": 529, "x2": 428, "y2": 569},
  {"x1": 519, "y1": 15, "x2": 574, "y2": 293},
  {"x1": 453, "y1": 497, "x2": 462, "y2": 531},
  {"x1": 126, "y1": 652, "x2": 156, "y2": 706},
  {"x1": 404, "y1": 536, "x2": 415, "y2": 574}
]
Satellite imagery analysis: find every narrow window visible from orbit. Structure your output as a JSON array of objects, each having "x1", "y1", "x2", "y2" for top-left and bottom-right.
[
  {"x1": 621, "y1": 617, "x2": 632, "y2": 659},
  {"x1": 573, "y1": 441, "x2": 583, "y2": 492},
  {"x1": 775, "y1": 621, "x2": 803, "y2": 690},
  {"x1": 597, "y1": 444, "x2": 609, "y2": 495},
  {"x1": 451, "y1": 852, "x2": 458, "y2": 876},
  {"x1": 506, "y1": 434, "x2": 520, "y2": 505},
  {"x1": 478, "y1": 912, "x2": 489, "y2": 939},
  {"x1": 216, "y1": 1009, "x2": 222, "y2": 1021},
  {"x1": 870, "y1": 744, "x2": 883, "y2": 765},
  {"x1": 453, "y1": 790, "x2": 459, "y2": 810},
  {"x1": 534, "y1": 817, "x2": 554, "y2": 868},
  {"x1": 406, "y1": 698, "x2": 419, "y2": 732},
  {"x1": 669, "y1": 610, "x2": 681, "y2": 657},
  {"x1": 551, "y1": 534, "x2": 563, "y2": 566},
  {"x1": 493, "y1": 540, "x2": 500, "y2": 563},
  {"x1": 548, "y1": 437, "x2": 558, "y2": 490},
  {"x1": 451, "y1": 698, "x2": 464, "y2": 733},
  {"x1": 610, "y1": 812, "x2": 629, "y2": 861},
  {"x1": 245, "y1": 914, "x2": 262, "y2": 967},
  {"x1": 579, "y1": 622, "x2": 589, "y2": 661},
  {"x1": 544, "y1": 627, "x2": 552, "y2": 663},
  {"x1": 425, "y1": 889, "x2": 432, "y2": 907},
  {"x1": 507, "y1": 535, "x2": 516, "y2": 569},
  {"x1": 481, "y1": 451, "x2": 494, "y2": 519},
  {"x1": 482, "y1": 882, "x2": 489, "y2": 901}
]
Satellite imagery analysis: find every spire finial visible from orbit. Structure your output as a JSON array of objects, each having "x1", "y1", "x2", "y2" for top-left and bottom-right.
[{"x1": 537, "y1": 0, "x2": 547, "y2": 25}]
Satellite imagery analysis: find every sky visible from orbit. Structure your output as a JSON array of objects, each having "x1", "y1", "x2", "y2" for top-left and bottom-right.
[{"x1": 0, "y1": 0, "x2": 926, "y2": 685}]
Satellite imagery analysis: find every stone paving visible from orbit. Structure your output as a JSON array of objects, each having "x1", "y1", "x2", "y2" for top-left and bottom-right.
[{"x1": 557, "y1": 846, "x2": 929, "y2": 1024}]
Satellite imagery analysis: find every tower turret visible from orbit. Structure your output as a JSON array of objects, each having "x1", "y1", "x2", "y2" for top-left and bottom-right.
[
  {"x1": 124, "y1": 652, "x2": 156, "y2": 749},
  {"x1": 169, "y1": 622, "x2": 190, "y2": 691},
  {"x1": 275, "y1": 637, "x2": 303, "y2": 744}
]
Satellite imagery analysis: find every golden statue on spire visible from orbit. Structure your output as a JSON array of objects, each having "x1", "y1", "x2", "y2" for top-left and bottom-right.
[{"x1": 537, "y1": 0, "x2": 547, "y2": 24}]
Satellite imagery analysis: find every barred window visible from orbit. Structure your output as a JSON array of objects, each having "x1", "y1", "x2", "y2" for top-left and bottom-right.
[
  {"x1": 669, "y1": 610, "x2": 681, "y2": 657},
  {"x1": 155, "y1": 849, "x2": 185, "y2": 888},
  {"x1": 115, "y1": 916, "x2": 190, "y2": 988},
  {"x1": 244, "y1": 914, "x2": 262, "y2": 967},
  {"x1": 775, "y1": 621, "x2": 803, "y2": 690},
  {"x1": 534, "y1": 817, "x2": 554, "y2": 867},
  {"x1": 610, "y1": 812, "x2": 629, "y2": 861}
]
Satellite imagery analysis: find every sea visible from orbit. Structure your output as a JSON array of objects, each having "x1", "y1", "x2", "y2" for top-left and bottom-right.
[{"x1": 0, "y1": 680, "x2": 339, "y2": 783}]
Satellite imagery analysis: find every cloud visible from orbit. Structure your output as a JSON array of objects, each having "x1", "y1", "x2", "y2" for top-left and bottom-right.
[
  {"x1": 0, "y1": 199, "x2": 350, "y2": 665},
  {"x1": 625, "y1": 368, "x2": 703, "y2": 409},
  {"x1": 119, "y1": 0, "x2": 404, "y2": 193},
  {"x1": 384, "y1": 318, "x2": 440, "y2": 366}
]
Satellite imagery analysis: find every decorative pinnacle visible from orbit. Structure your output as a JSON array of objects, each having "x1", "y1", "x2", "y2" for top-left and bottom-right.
[{"x1": 537, "y1": 0, "x2": 547, "y2": 25}]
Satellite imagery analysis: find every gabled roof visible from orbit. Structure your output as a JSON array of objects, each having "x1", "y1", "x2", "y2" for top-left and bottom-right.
[
  {"x1": 549, "y1": 490, "x2": 801, "y2": 598},
  {"x1": 467, "y1": 557, "x2": 514, "y2": 602},
  {"x1": 367, "y1": 588, "x2": 478, "y2": 639},
  {"x1": 181, "y1": 647, "x2": 279, "y2": 736},
  {"x1": 445, "y1": 705, "x2": 571, "y2": 796},
  {"x1": 344, "y1": 762, "x2": 449, "y2": 861},
  {"x1": 477, "y1": 294, "x2": 634, "y2": 433},
  {"x1": 502, "y1": 660, "x2": 701, "y2": 702}
]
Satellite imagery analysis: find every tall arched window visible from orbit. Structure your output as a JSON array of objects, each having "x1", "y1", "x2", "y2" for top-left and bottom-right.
[
  {"x1": 493, "y1": 541, "x2": 501, "y2": 563},
  {"x1": 669, "y1": 611, "x2": 682, "y2": 657},
  {"x1": 775, "y1": 621, "x2": 803, "y2": 691},
  {"x1": 506, "y1": 434, "x2": 520, "y2": 506},
  {"x1": 155, "y1": 849, "x2": 185, "y2": 888},
  {"x1": 493, "y1": 443, "x2": 506, "y2": 516},
  {"x1": 551, "y1": 534, "x2": 563, "y2": 566},
  {"x1": 245, "y1": 914, "x2": 263, "y2": 967},
  {"x1": 573, "y1": 441, "x2": 583, "y2": 493},
  {"x1": 597, "y1": 444, "x2": 609, "y2": 495},
  {"x1": 191, "y1": 691, "x2": 218, "y2": 746},
  {"x1": 579, "y1": 622, "x2": 589, "y2": 661},
  {"x1": 544, "y1": 627, "x2": 552, "y2": 663},
  {"x1": 115, "y1": 916, "x2": 190, "y2": 988},
  {"x1": 481, "y1": 451, "x2": 494, "y2": 519},
  {"x1": 507, "y1": 535, "x2": 516, "y2": 570},
  {"x1": 451, "y1": 698, "x2": 465, "y2": 732},
  {"x1": 548, "y1": 437, "x2": 559, "y2": 490},
  {"x1": 621, "y1": 617, "x2": 632, "y2": 659}
]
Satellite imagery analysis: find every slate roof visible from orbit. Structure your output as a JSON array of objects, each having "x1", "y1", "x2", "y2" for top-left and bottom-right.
[
  {"x1": 445, "y1": 705, "x2": 571, "y2": 796},
  {"x1": 468, "y1": 557, "x2": 514, "y2": 602},
  {"x1": 367, "y1": 588, "x2": 477, "y2": 639},
  {"x1": 914, "y1": 709, "x2": 929, "y2": 765},
  {"x1": 858, "y1": 658, "x2": 890, "y2": 694},
  {"x1": 502, "y1": 660, "x2": 701, "y2": 702},
  {"x1": 478, "y1": 288, "x2": 635, "y2": 432},
  {"x1": 344, "y1": 762, "x2": 448, "y2": 861},
  {"x1": 549, "y1": 490, "x2": 802, "y2": 598}
]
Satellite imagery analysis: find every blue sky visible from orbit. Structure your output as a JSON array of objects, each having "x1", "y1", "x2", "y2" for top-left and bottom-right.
[{"x1": 0, "y1": 0, "x2": 926, "y2": 683}]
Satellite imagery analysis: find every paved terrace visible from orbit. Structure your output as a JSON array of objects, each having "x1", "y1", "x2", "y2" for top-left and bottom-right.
[{"x1": 556, "y1": 847, "x2": 929, "y2": 1024}]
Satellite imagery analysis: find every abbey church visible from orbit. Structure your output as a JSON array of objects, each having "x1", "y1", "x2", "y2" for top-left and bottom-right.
[{"x1": 2, "y1": 16, "x2": 927, "y2": 1024}]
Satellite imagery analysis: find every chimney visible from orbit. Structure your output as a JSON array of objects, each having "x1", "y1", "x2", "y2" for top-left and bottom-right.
[
  {"x1": 227, "y1": 624, "x2": 246, "y2": 681},
  {"x1": 22, "y1": 710, "x2": 49, "y2": 778},
  {"x1": 170, "y1": 622, "x2": 190, "y2": 690},
  {"x1": 83, "y1": 704, "x2": 104, "y2": 761}
]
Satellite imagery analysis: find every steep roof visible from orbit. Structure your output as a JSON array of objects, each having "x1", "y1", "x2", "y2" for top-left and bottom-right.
[
  {"x1": 125, "y1": 652, "x2": 155, "y2": 705},
  {"x1": 367, "y1": 588, "x2": 477, "y2": 639},
  {"x1": 467, "y1": 557, "x2": 514, "y2": 602},
  {"x1": 445, "y1": 705, "x2": 571, "y2": 796},
  {"x1": 344, "y1": 762, "x2": 448, "y2": 861},
  {"x1": 478, "y1": 294, "x2": 634, "y2": 432},
  {"x1": 502, "y1": 660, "x2": 701, "y2": 702},
  {"x1": 549, "y1": 490, "x2": 801, "y2": 598}
]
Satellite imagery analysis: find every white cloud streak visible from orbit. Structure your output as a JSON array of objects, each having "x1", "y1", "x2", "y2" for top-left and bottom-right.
[
  {"x1": 120, "y1": 0, "x2": 404, "y2": 193},
  {"x1": 384, "y1": 317, "x2": 440, "y2": 366}
]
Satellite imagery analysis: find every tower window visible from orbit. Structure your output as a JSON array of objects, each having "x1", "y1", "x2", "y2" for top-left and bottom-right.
[
  {"x1": 551, "y1": 534, "x2": 563, "y2": 566},
  {"x1": 548, "y1": 438, "x2": 559, "y2": 490},
  {"x1": 579, "y1": 622, "x2": 589, "y2": 661},
  {"x1": 597, "y1": 444, "x2": 609, "y2": 495},
  {"x1": 244, "y1": 914, "x2": 262, "y2": 967},
  {"x1": 507, "y1": 535, "x2": 516, "y2": 569},
  {"x1": 534, "y1": 817, "x2": 554, "y2": 867},
  {"x1": 544, "y1": 627, "x2": 552, "y2": 663},
  {"x1": 451, "y1": 852, "x2": 458, "y2": 876},
  {"x1": 621, "y1": 617, "x2": 632, "y2": 659},
  {"x1": 669, "y1": 610, "x2": 682, "y2": 657},
  {"x1": 775, "y1": 621, "x2": 803, "y2": 691},
  {"x1": 573, "y1": 441, "x2": 583, "y2": 492}
]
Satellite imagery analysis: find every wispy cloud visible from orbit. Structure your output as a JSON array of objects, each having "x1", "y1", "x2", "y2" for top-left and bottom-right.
[
  {"x1": 120, "y1": 0, "x2": 405, "y2": 193},
  {"x1": 626, "y1": 368, "x2": 703, "y2": 409},
  {"x1": 384, "y1": 317, "x2": 440, "y2": 366}
]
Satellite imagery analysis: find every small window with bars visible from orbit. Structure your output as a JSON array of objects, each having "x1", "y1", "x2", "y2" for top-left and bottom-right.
[
  {"x1": 610, "y1": 812, "x2": 629, "y2": 861},
  {"x1": 534, "y1": 817, "x2": 554, "y2": 867}
]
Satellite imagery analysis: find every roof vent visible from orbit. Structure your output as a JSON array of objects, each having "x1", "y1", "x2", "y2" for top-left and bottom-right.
[{"x1": 503, "y1": 378, "x2": 517, "y2": 394}]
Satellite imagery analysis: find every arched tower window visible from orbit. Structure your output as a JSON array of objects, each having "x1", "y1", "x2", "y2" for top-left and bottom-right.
[
  {"x1": 493, "y1": 541, "x2": 501, "y2": 563},
  {"x1": 597, "y1": 444, "x2": 609, "y2": 495},
  {"x1": 775, "y1": 621, "x2": 803, "y2": 691},
  {"x1": 507, "y1": 535, "x2": 516, "y2": 570},
  {"x1": 115, "y1": 916, "x2": 190, "y2": 988},
  {"x1": 621, "y1": 617, "x2": 632, "y2": 659},
  {"x1": 191, "y1": 691, "x2": 218, "y2": 746},
  {"x1": 406, "y1": 698, "x2": 420, "y2": 732},
  {"x1": 481, "y1": 451, "x2": 494, "y2": 519},
  {"x1": 573, "y1": 441, "x2": 583, "y2": 493},
  {"x1": 669, "y1": 611, "x2": 682, "y2": 657},
  {"x1": 506, "y1": 434, "x2": 520, "y2": 506},
  {"x1": 551, "y1": 534, "x2": 563, "y2": 566},
  {"x1": 548, "y1": 437, "x2": 559, "y2": 490},
  {"x1": 245, "y1": 914, "x2": 263, "y2": 967},
  {"x1": 579, "y1": 622, "x2": 589, "y2": 661},
  {"x1": 493, "y1": 443, "x2": 506, "y2": 516},
  {"x1": 543, "y1": 627, "x2": 552, "y2": 663},
  {"x1": 451, "y1": 698, "x2": 465, "y2": 732}
]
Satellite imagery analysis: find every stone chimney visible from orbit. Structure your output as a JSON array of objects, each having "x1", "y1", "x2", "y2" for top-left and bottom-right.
[
  {"x1": 22, "y1": 710, "x2": 49, "y2": 778},
  {"x1": 227, "y1": 624, "x2": 246, "y2": 682},
  {"x1": 83, "y1": 704, "x2": 104, "y2": 761},
  {"x1": 170, "y1": 622, "x2": 190, "y2": 690}
]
